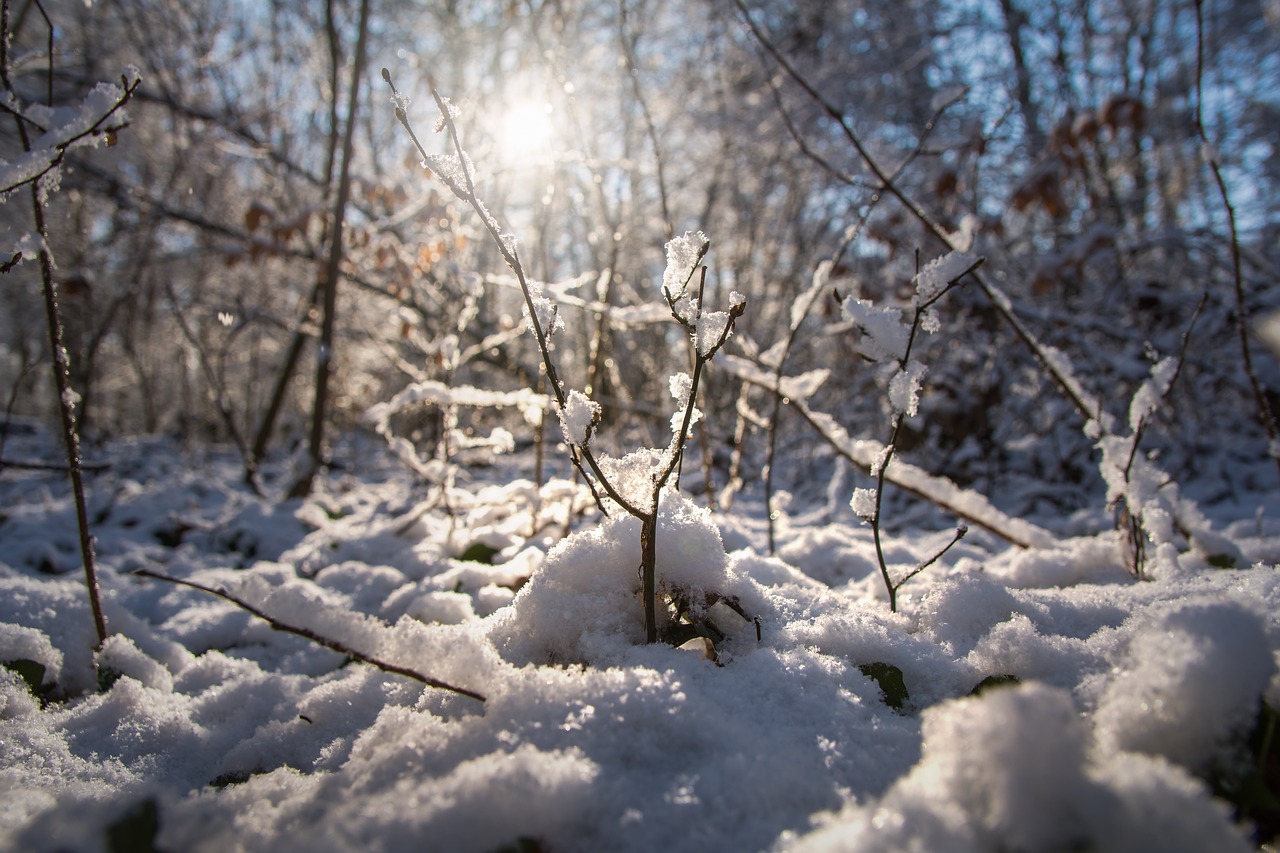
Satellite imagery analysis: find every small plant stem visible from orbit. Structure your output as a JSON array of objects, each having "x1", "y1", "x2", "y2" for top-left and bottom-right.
[
  {"x1": 639, "y1": 267, "x2": 743, "y2": 643},
  {"x1": 1117, "y1": 293, "x2": 1207, "y2": 578},
  {"x1": 864, "y1": 257, "x2": 981, "y2": 610},
  {"x1": 2, "y1": 3, "x2": 129, "y2": 650},
  {"x1": 136, "y1": 569, "x2": 485, "y2": 703},
  {"x1": 640, "y1": 512, "x2": 658, "y2": 642},
  {"x1": 36, "y1": 205, "x2": 108, "y2": 648},
  {"x1": 870, "y1": 439, "x2": 899, "y2": 611},
  {"x1": 1258, "y1": 704, "x2": 1276, "y2": 773}
]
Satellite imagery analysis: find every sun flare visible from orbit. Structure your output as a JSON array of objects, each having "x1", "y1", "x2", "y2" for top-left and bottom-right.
[{"x1": 494, "y1": 97, "x2": 557, "y2": 167}]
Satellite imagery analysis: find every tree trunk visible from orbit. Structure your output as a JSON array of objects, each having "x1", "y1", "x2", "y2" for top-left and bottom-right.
[{"x1": 291, "y1": 0, "x2": 372, "y2": 497}]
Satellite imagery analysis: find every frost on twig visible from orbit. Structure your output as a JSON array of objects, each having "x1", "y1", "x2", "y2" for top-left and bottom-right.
[
  {"x1": 1094, "y1": 295, "x2": 1238, "y2": 577},
  {"x1": 840, "y1": 250, "x2": 983, "y2": 610},
  {"x1": 523, "y1": 280, "x2": 564, "y2": 337},
  {"x1": 662, "y1": 231, "x2": 710, "y2": 307}
]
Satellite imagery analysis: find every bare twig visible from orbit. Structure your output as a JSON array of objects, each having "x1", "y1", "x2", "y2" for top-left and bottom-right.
[
  {"x1": 135, "y1": 568, "x2": 485, "y2": 703},
  {"x1": 0, "y1": 457, "x2": 110, "y2": 473},
  {"x1": 898, "y1": 524, "x2": 969, "y2": 588},
  {"x1": 0, "y1": 74, "x2": 139, "y2": 198},
  {"x1": 1116, "y1": 293, "x2": 1208, "y2": 578}
]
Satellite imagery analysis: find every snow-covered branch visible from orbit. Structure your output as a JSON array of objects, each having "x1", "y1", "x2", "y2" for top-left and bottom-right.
[
  {"x1": 0, "y1": 70, "x2": 139, "y2": 203},
  {"x1": 720, "y1": 354, "x2": 1053, "y2": 549},
  {"x1": 135, "y1": 569, "x2": 486, "y2": 702}
]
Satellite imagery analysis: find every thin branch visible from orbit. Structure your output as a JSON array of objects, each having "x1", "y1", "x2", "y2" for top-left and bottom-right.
[
  {"x1": 722, "y1": 355, "x2": 1052, "y2": 549},
  {"x1": 0, "y1": 456, "x2": 109, "y2": 473},
  {"x1": 1193, "y1": 0, "x2": 1279, "y2": 480},
  {"x1": 0, "y1": 74, "x2": 139, "y2": 198},
  {"x1": 898, "y1": 524, "x2": 968, "y2": 587},
  {"x1": 1121, "y1": 293, "x2": 1207, "y2": 482},
  {"x1": 135, "y1": 569, "x2": 485, "y2": 703}
]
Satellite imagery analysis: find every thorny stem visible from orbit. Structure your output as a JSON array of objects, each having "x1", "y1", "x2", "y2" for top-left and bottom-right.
[
  {"x1": 1192, "y1": 0, "x2": 1279, "y2": 481},
  {"x1": 136, "y1": 569, "x2": 485, "y2": 702}
]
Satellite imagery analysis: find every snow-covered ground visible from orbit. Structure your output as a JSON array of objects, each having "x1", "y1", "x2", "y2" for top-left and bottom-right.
[{"x1": 2, "y1": 426, "x2": 1279, "y2": 852}]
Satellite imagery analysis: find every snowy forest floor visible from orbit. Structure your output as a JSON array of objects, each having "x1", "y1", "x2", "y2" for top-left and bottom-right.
[{"x1": 3, "y1": 425, "x2": 1280, "y2": 852}]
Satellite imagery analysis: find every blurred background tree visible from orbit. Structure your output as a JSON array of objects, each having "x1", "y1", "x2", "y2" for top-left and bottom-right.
[{"x1": 1, "y1": 0, "x2": 1275, "y2": 514}]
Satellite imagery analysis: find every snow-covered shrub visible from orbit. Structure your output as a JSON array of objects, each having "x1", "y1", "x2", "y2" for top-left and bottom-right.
[
  {"x1": 491, "y1": 489, "x2": 734, "y2": 664},
  {"x1": 383, "y1": 71, "x2": 746, "y2": 648},
  {"x1": 843, "y1": 250, "x2": 981, "y2": 609}
]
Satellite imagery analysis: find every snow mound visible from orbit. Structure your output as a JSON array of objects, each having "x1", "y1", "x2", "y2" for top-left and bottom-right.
[
  {"x1": 787, "y1": 682, "x2": 1252, "y2": 853},
  {"x1": 1094, "y1": 597, "x2": 1274, "y2": 773},
  {"x1": 490, "y1": 490, "x2": 733, "y2": 664}
]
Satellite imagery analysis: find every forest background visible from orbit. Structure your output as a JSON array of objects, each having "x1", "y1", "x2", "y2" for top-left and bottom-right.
[{"x1": 2, "y1": 0, "x2": 1277, "y2": 520}]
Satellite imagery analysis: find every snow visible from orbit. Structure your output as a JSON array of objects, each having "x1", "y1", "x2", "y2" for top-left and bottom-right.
[
  {"x1": 668, "y1": 372, "x2": 702, "y2": 434},
  {"x1": 695, "y1": 309, "x2": 731, "y2": 357},
  {"x1": 2, "y1": 432, "x2": 1279, "y2": 852},
  {"x1": 912, "y1": 250, "x2": 978, "y2": 305},
  {"x1": 523, "y1": 279, "x2": 564, "y2": 337},
  {"x1": 850, "y1": 487, "x2": 877, "y2": 521},
  {"x1": 887, "y1": 361, "x2": 927, "y2": 417},
  {"x1": 0, "y1": 74, "x2": 133, "y2": 206},
  {"x1": 841, "y1": 297, "x2": 908, "y2": 362},
  {"x1": 557, "y1": 389, "x2": 600, "y2": 447},
  {"x1": 662, "y1": 230, "x2": 708, "y2": 300},
  {"x1": 1129, "y1": 355, "x2": 1178, "y2": 433}
]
